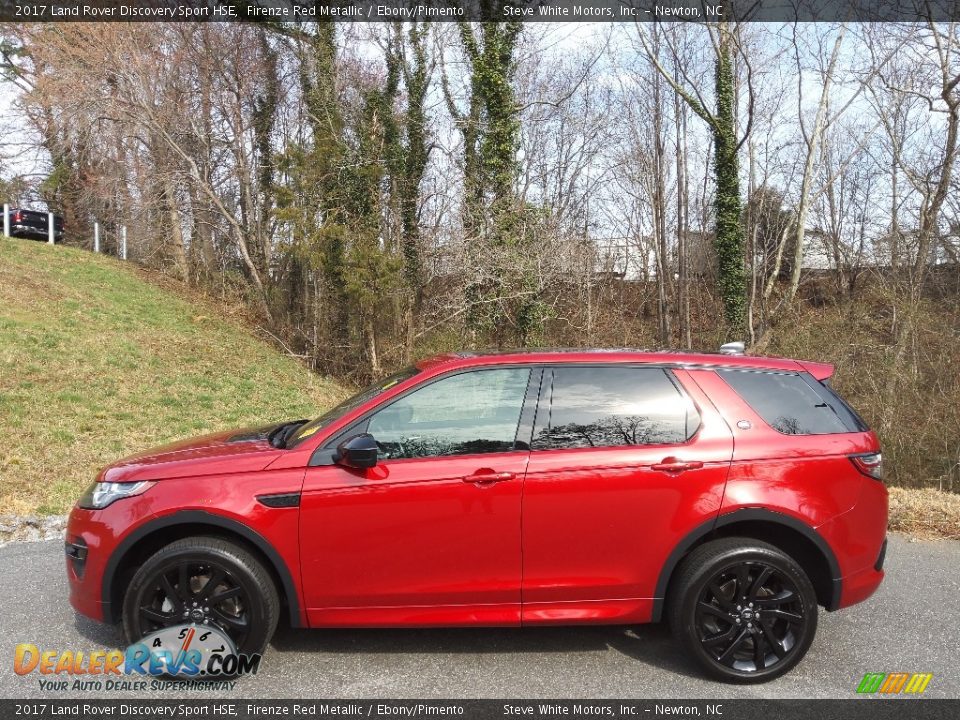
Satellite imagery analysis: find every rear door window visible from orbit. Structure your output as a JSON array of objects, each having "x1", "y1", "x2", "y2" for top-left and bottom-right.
[
  {"x1": 717, "y1": 369, "x2": 862, "y2": 435},
  {"x1": 532, "y1": 367, "x2": 699, "y2": 450}
]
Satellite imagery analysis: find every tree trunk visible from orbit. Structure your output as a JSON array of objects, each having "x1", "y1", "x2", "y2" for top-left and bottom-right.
[
  {"x1": 713, "y1": 28, "x2": 747, "y2": 335},
  {"x1": 675, "y1": 89, "x2": 691, "y2": 348},
  {"x1": 163, "y1": 175, "x2": 189, "y2": 280},
  {"x1": 651, "y1": 54, "x2": 672, "y2": 346}
]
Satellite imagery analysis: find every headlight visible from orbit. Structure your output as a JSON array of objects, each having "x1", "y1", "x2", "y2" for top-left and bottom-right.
[{"x1": 77, "y1": 481, "x2": 154, "y2": 509}]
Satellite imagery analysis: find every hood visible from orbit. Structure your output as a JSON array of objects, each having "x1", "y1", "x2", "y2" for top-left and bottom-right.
[{"x1": 100, "y1": 425, "x2": 285, "y2": 483}]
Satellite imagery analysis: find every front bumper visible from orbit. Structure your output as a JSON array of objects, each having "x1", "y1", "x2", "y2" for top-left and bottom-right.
[{"x1": 65, "y1": 507, "x2": 114, "y2": 623}]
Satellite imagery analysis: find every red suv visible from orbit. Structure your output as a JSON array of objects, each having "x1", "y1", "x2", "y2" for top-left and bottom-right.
[{"x1": 66, "y1": 348, "x2": 887, "y2": 682}]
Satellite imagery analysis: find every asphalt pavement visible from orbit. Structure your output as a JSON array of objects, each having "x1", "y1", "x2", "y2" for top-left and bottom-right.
[{"x1": 1, "y1": 534, "x2": 957, "y2": 699}]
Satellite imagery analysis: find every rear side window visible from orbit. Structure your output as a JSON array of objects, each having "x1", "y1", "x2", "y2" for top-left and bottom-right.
[
  {"x1": 532, "y1": 367, "x2": 700, "y2": 450},
  {"x1": 717, "y1": 369, "x2": 865, "y2": 435}
]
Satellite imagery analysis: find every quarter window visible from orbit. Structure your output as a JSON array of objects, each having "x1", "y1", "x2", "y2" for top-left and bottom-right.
[
  {"x1": 532, "y1": 367, "x2": 699, "y2": 450},
  {"x1": 367, "y1": 368, "x2": 531, "y2": 459},
  {"x1": 717, "y1": 369, "x2": 857, "y2": 435}
]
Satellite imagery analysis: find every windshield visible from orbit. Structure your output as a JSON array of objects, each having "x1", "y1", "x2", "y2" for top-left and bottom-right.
[{"x1": 286, "y1": 367, "x2": 420, "y2": 448}]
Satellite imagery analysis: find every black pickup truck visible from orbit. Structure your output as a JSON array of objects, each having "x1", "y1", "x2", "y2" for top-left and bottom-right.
[{"x1": 7, "y1": 208, "x2": 64, "y2": 243}]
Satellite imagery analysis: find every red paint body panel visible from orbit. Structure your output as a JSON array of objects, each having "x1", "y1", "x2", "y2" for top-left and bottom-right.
[
  {"x1": 67, "y1": 465, "x2": 307, "y2": 626},
  {"x1": 795, "y1": 360, "x2": 835, "y2": 381},
  {"x1": 299, "y1": 453, "x2": 526, "y2": 626},
  {"x1": 65, "y1": 348, "x2": 888, "y2": 635},
  {"x1": 520, "y1": 370, "x2": 733, "y2": 624},
  {"x1": 66, "y1": 508, "x2": 114, "y2": 621},
  {"x1": 817, "y1": 474, "x2": 889, "y2": 607},
  {"x1": 689, "y1": 369, "x2": 876, "y2": 526},
  {"x1": 101, "y1": 428, "x2": 282, "y2": 483}
]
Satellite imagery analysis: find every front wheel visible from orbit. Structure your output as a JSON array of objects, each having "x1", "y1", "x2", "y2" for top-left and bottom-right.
[
  {"x1": 668, "y1": 537, "x2": 818, "y2": 683},
  {"x1": 122, "y1": 536, "x2": 280, "y2": 657}
]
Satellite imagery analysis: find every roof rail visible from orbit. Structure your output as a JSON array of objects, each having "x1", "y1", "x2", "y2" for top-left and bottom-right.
[{"x1": 718, "y1": 341, "x2": 745, "y2": 356}]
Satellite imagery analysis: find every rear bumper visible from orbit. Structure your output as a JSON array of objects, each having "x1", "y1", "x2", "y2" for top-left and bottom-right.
[
  {"x1": 818, "y1": 477, "x2": 889, "y2": 610},
  {"x1": 875, "y1": 536, "x2": 888, "y2": 571},
  {"x1": 839, "y1": 560, "x2": 885, "y2": 608},
  {"x1": 11, "y1": 225, "x2": 63, "y2": 240}
]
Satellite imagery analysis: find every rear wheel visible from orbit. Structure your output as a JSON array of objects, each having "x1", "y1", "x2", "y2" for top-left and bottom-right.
[
  {"x1": 122, "y1": 536, "x2": 279, "y2": 657},
  {"x1": 668, "y1": 537, "x2": 818, "y2": 683}
]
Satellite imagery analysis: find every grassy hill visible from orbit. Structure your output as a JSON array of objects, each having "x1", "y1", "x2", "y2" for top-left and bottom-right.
[{"x1": 0, "y1": 237, "x2": 346, "y2": 515}]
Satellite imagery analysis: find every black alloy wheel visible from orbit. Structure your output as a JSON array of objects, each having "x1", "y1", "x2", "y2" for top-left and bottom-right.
[
  {"x1": 122, "y1": 536, "x2": 279, "y2": 657},
  {"x1": 136, "y1": 560, "x2": 251, "y2": 648},
  {"x1": 696, "y1": 561, "x2": 806, "y2": 671},
  {"x1": 669, "y1": 537, "x2": 818, "y2": 683}
]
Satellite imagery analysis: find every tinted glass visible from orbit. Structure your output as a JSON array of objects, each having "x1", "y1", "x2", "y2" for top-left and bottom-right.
[
  {"x1": 532, "y1": 367, "x2": 698, "y2": 450},
  {"x1": 817, "y1": 380, "x2": 870, "y2": 431},
  {"x1": 288, "y1": 367, "x2": 420, "y2": 447},
  {"x1": 718, "y1": 369, "x2": 858, "y2": 435},
  {"x1": 367, "y1": 368, "x2": 531, "y2": 459}
]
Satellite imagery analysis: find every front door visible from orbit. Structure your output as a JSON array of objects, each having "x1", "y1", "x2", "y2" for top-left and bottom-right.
[{"x1": 299, "y1": 366, "x2": 535, "y2": 627}]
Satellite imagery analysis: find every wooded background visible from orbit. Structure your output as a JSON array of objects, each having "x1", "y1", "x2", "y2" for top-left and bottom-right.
[{"x1": 1, "y1": 20, "x2": 958, "y2": 490}]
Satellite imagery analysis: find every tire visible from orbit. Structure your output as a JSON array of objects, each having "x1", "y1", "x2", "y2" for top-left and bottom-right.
[
  {"x1": 122, "y1": 536, "x2": 280, "y2": 657},
  {"x1": 667, "y1": 537, "x2": 818, "y2": 683}
]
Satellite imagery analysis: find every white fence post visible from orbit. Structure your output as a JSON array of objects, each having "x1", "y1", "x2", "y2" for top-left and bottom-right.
[
  {"x1": 94, "y1": 221, "x2": 100, "y2": 253},
  {"x1": 121, "y1": 226, "x2": 127, "y2": 260},
  {"x1": 2, "y1": 204, "x2": 9, "y2": 237},
  {"x1": 48, "y1": 212, "x2": 55, "y2": 245}
]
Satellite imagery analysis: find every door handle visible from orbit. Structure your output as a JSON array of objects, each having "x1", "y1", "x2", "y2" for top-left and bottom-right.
[
  {"x1": 651, "y1": 459, "x2": 704, "y2": 473},
  {"x1": 462, "y1": 471, "x2": 515, "y2": 484}
]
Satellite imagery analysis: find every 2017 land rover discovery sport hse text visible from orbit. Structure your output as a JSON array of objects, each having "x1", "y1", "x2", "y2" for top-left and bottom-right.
[{"x1": 66, "y1": 348, "x2": 887, "y2": 682}]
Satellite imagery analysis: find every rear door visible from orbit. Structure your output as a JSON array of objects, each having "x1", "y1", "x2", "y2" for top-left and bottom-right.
[{"x1": 520, "y1": 365, "x2": 734, "y2": 624}]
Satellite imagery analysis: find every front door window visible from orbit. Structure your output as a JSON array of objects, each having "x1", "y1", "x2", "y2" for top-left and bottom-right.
[{"x1": 367, "y1": 368, "x2": 531, "y2": 459}]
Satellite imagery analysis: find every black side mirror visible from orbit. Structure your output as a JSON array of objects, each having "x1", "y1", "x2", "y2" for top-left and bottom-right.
[{"x1": 335, "y1": 433, "x2": 379, "y2": 469}]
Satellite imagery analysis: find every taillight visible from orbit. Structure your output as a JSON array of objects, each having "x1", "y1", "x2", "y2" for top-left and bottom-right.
[
  {"x1": 12, "y1": 211, "x2": 21, "y2": 222},
  {"x1": 851, "y1": 452, "x2": 883, "y2": 480}
]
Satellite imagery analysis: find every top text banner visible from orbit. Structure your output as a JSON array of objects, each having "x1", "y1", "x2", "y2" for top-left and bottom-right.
[{"x1": 2, "y1": 0, "x2": 959, "y2": 22}]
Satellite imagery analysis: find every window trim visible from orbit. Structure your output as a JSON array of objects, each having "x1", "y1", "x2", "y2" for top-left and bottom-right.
[
  {"x1": 309, "y1": 365, "x2": 538, "y2": 466},
  {"x1": 530, "y1": 364, "x2": 703, "y2": 452}
]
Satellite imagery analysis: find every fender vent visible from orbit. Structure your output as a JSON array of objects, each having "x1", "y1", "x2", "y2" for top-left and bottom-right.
[{"x1": 256, "y1": 492, "x2": 301, "y2": 508}]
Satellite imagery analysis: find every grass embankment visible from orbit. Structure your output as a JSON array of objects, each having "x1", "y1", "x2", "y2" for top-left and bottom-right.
[
  {"x1": 0, "y1": 237, "x2": 346, "y2": 515},
  {"x1": 888, "y1": 487, "x2": 960, "y2": 540}
]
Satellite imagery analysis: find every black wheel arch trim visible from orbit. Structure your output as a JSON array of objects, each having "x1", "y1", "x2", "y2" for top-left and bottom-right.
[
  {"x1": 100, "y1": 510, "x2": 303, "y2": 627},
  {"x1": 651, "y1": 507, "x2": 842, "y2": 622}
]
